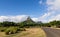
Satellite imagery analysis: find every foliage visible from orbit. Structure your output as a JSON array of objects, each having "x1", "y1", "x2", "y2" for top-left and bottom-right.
[
  {"x1": 0, "y1": 27, "x2": 7, "y2": 32},
  {"x1": 5, "y1": 27, "x2": 26, "y2": 35},
  {"x1": 2, "y1": 21, "x2": 17, "y2": 27}
]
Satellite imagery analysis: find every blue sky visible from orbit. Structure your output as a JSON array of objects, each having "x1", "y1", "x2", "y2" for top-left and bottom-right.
[
  {"x1": 0, "y1": 0, "x2": 60, "y2": 22},
  {"x1": 0, "y1": 0, "x2": 47, "y2": 17}
]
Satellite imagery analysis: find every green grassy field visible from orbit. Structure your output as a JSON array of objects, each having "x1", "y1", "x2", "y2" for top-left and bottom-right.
[{"x1": 0, "y1": 28, "x2": 46, "y2": 37}]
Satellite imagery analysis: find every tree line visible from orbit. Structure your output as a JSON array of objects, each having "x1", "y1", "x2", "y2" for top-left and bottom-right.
[{"x1": 0, "y1": 20, "x2": 60, "y2": 28}]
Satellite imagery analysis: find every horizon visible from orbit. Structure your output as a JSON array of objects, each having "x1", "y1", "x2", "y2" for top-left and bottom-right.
[{"x1": 0, "y1": 0, "x2": 60, "y2": 23}]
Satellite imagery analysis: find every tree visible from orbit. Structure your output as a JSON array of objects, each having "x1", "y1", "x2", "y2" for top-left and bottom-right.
[{"x1": 2, "y1": 21, "x2": 17, "y2": 27}]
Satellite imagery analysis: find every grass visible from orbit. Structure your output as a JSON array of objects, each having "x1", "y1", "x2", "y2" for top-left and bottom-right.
[
  {"x1": 0, "y1": 27, "x2": 46, "y2": 37},
  {"x1": 52, "y1": 27, "x2": 60, "y2": 30},
  {"x1": 50, "y1": 26, "x2": 60, "y2": 30}
]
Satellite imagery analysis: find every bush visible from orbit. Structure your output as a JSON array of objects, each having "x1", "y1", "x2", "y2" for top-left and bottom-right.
[
  {"x1": 19, "y1": 28, "x2": 26, "y2": 31},
  {"x1": 1, "y1": 29, "x2": 6, "y2": 32},
  {"x1": 0, "y1": 27, "x2": 7, "y2": 32},
  {"x1": 5, "y1": 28, "x2": 11, "y2": 35},
  {"x1": 5, "y1": 30, "x2": 10, "y2": 35},
  {"x1": 47, "y1": 25, "x2": 51, "y2": 27},
  {"x1": 5, "y1": 27, "x2": 26, "y2": 35},
  {"x1": 5, "y1": 27, "x2": 17, "y2": 35}
]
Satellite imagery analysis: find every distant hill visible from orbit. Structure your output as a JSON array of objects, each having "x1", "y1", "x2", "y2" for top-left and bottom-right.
[
  {"x1": 36, "y1": 21, "x2": 43, "y2": 24},
  {"x1": 23, "y1": 16, "x2": 35, "y2": 24}
]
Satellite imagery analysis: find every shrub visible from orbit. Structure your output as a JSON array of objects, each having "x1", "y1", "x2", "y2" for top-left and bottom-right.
[
  {"x1": 5, "y1": 30, "x2": 10, "y2": 35},
  {"x1": 47, "y1": 25, "x2": 51, "y2": 27},
  {"x1": 0, "y1": 27, "x2": 7, "y2": 32},
  {"x1": 5, "y1": 27, "x2": 17, "y2": 35},
  {"x1": 19, "y1": 28, "x2": 26, "y2": 31},
  {"x1": 5, "y1": 27, "x2": 26, "y2": 35},
  {"x1": 5, "y1": 27, "x2": 12, "y2": 35}
]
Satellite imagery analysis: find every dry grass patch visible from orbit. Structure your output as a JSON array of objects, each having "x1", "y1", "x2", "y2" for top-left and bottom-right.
[
  {"x1": 0, "y1": 32, "x2": 6, "y2": 37},
  {"x1": 11, "y1": 28, "x2": 46, "y2": 37},
  {"x1": 50, "y1": 26, "x2": 58, "y2": 29},
  {"x1": 51, "y1": 27, "x2": 60, "y2": 30}
]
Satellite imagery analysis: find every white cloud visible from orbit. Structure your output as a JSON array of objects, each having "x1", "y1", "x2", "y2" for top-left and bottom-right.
[
  {"x1": 38, "y1": 12, "x2": 54, "y2": 22},
  {"x1": 46, "y1": 0, "x2": 60, "y2": 22},
  {"x1": 47, "y1": 0, "x2": 60, "y2": 11},
  {"x1": 0, "y1": 15, "x2": 28, "y2": 23},
  {"x1": 32, "y1": 18, "x2": 38, "y2": 22},
  {"x1": 37, "y1": 0, "x2": 60, "y2": 23},
  {"x1": 49, "y1": 14, "x2": 60, "y2": 21}
]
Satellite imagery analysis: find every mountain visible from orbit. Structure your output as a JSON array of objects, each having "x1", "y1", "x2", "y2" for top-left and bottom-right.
[
  {"x1": 36, "y1": 21, "x2": 43, "y2": 24},
  {"x1": 23, "y1": 16, "x2": 35, "y2": 24}
]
